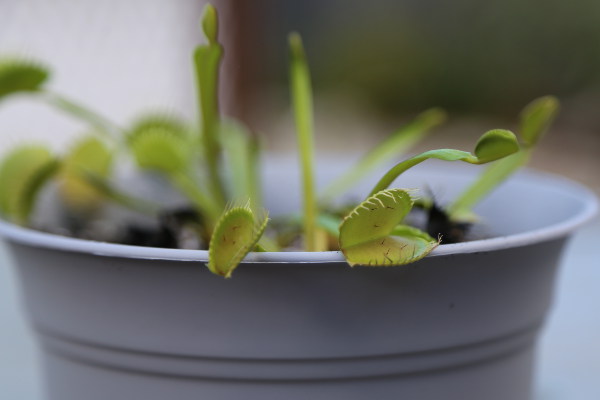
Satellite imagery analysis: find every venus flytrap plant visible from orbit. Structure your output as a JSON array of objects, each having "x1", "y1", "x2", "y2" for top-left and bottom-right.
[
  {"x1": 0, "y1": 3, "x2": 549, "y2": 277},
  {"x1": 338, "y1": 130, "x2": 520, "y2": 266}
]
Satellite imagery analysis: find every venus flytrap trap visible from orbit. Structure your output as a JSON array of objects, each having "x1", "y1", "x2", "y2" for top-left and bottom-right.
[
  {"x1": 59, "y1": 136, "x2": 114, "y2": 215},
  {"x1": 0, "y1": 59, "x2": 48, "y2": 100},
  {"x1": 339, "y1": 189, "x2": 438, "y2": 266},
  {"x1": 0, "y1": 3, "x2": 553, "y2": 277},
  {"x1": 208, "y1": 204, "x2": 269, "y2": 278},
  {"x1": 0, "y1": 146, "x2": 59, "y2": 225}
]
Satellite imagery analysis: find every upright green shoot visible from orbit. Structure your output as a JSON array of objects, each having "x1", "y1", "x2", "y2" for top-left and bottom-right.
[
  {"x1": 289, "y1": 33, "x2": 319, "y2": 251},
  {"x1": 194, "y1": 4, "x2": 226, "y2": 207},
  {"x1": 321, "y1": 108, "x2": 446, "y2": 201},
  {"x1": 448, "y1": 96, "x2": 559, "y2": 220},
  {"x1": 220, "y1": 119, "x2": 263, "y2": 211}
]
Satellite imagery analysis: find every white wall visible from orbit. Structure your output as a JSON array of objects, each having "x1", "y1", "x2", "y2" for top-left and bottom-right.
[{"x1": 0, "y1": 0, "x2": 226, "y2": 154}]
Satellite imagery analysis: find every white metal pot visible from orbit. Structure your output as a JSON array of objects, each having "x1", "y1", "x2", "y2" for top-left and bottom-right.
[{"x1": 0, "y1": 166, "x2": 596, "y2": 400}]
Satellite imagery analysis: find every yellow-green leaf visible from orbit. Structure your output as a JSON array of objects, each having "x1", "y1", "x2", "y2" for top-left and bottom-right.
[
  {"x1": 473, "y1": 129, "x2": 520, "y2": 163},
  {"x1": 59, "y1": 136, "x2": 113, "y2": 213},
  {"x1": 340, "y1": 189, "x2": 438, "y2": 266},
  {"x1": 0, "y1": 145, "x2": 58, "y2": 224},
  {"x1": 208, "y1": 205, "x2": 269, "y2": 278}
]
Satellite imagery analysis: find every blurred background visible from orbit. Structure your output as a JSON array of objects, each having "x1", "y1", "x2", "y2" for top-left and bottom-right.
[
  {"x1": 1, "y1": 0, "x2": 599, "y2": 190},
  {"x1": 0, "y1": 0, "x2": 598, "y2": 399}
]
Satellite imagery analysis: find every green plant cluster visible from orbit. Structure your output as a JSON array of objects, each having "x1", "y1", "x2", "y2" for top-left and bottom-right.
[{"x1": 0, "y1": 5, "x2": 558, "y2": 277}]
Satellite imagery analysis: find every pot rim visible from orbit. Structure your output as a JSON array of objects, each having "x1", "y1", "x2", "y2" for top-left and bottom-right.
[{"x1": 0, "y1": 169, "x2": 597, "y2": 263}]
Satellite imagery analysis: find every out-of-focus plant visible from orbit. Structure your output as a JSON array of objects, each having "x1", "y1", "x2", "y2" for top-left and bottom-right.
[{"x1": 0, "y1": 4, "x2": 552, "y2": 277}]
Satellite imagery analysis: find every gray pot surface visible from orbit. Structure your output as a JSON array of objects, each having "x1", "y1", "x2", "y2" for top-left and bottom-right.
[{"x1": 0, "y1": 164, "x2": 597, "y2": 400}]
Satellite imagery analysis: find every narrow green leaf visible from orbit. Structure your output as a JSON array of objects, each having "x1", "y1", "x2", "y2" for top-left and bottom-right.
[
  {"x1": 0, "y1": 145, "x2": 58, "y2": 224},
  {"x1": 0, "y1": 58, "x2": 49, "y2": 100},
  {"x1": 448, "y1": 151, "x2": 530, "y2": 220},
  {"x1": 519, "y1": 96, "x2": 559, "y2": 147},
  {"x1": 322, "y1": 108, "x2": 446, "y2": 200},
  {"x1": 340, "y1": 189, "x2": 437, "y2": 266},
  {"x1": 317, "y1": 213, "x2": 342, "y2": 238},
  {"x1": 368, "y1": 130, "x2": 519, "y2": 196},
  {"x1": 170, "y1": 172, "x2": 221, "y2": 230},
  {"x1": 79, "y1": 170, "x2": 160, "y2": 216},
  {"x1": 256, "y1": 235, "x2": 280, "y2": 252},
  {"x1": 219, "y1": 119, "x2": 262, "y2": 210},
  {"x1": 43, "y1": 92, "x2": 122, "y2": 137},
  {"x1": 208, "y1": 205, "x2": 269, "y2": 278},
  {"x1": 59, "y1": 136, "x2": 113, "y2": 213},
  {"x1": 194, "y1": 28, "x2": 226, "y2": 206},
  {"x1": 289, "y1": 32, "x2": 319, "y2": 251}
]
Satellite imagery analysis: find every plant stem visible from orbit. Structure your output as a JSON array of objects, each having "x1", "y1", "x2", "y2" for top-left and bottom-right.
[
  {"x1": 171, "y1": 171, "x2": 220, "y2": 230},
  {"x1": 368, "y1": 150, "x2": 476, "y2": 197},
  {"x1": 81, "y1": 170, "x2": 161, "y2": 216},
  {"x1": 247, "y1": 137, "x2": 262, "y2": 211},
  {"x1": 194, "y1": 43, "x2": 226, "y2": 208},
  {"x1": 41, "y1": 91, "x2": 123, "y2": 137},
  {"x1": 289, "y1": 33, "x2": 318, "y2": 251}
]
